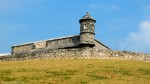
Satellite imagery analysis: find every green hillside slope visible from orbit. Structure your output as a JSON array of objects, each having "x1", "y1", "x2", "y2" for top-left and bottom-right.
[{"x1": 0, "y1": 59, "x2": 150, "y2": 84}]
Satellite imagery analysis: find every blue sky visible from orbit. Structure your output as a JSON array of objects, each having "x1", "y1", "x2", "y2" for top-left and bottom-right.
[{"x1": 1, "y1": 0, "x2": 150, "y2": 54}]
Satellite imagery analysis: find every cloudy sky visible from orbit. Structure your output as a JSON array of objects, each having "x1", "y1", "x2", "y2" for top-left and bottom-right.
[{"x1": 1, "y1": 0, "x2": 150, "y2": 54}]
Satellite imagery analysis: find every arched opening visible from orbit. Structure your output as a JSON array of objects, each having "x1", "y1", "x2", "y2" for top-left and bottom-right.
[
  {"x1": 83, "y1": 24, "x2": 86, "y2": 29},
  {"x1": 92, "y1": 25, "x2": 94, "y2": 30}
]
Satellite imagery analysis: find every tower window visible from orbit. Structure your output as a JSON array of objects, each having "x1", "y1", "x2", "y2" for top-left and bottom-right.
[
  {"x1": 92, "y1": 25, "x2": 94, "y2": 29},
  {"x1": 83, "y1": 24, "x2": 86, "y2": 29}
]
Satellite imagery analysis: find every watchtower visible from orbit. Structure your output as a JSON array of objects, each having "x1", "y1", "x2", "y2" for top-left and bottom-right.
[{"x1": 79, "y1": 12, "x2": 96, "y2": 47}]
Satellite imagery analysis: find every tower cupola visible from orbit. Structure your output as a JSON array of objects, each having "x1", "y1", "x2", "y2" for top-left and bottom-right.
[
  {"x1": 79, "y1": 12, "x2": 96, "y2": 23},
  {"x1": 79, "y1": 12, "x2": 96, "y2": 47}
]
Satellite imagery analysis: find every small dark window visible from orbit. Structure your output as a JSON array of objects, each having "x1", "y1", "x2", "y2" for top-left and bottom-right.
[{"x1": 92, "y1": 25, "x2": 94, "y2": 29}]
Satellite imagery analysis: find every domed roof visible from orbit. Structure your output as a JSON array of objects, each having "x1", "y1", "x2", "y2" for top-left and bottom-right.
[
  {"x1": 79, "y1": 12, "x2": 96, "y2": 23},
  {"x1": 82, "y1": 12, "x2": 94, "y2": 19}
]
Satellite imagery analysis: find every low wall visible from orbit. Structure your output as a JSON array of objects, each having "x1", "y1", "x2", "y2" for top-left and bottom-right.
[{"x1": 0, "y1": 49, "x2": 150, "y2": 61}]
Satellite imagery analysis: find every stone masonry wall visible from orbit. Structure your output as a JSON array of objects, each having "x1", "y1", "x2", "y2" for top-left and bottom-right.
[
  {"x1": 12, "y1": 43, "x2": 34, "y2": 54},
  {"x1": 46, "y1": 36, "x2": 80, "y2": 50},
  {"x1": 1, "y1": 49, "x2": 150, "y2": 61},
  {"x1": 94, "y1": 40, "x2": 110, "y2": 50},
  {"x1": 11, "y1": 36, "x2": 81, "y2": 54}
]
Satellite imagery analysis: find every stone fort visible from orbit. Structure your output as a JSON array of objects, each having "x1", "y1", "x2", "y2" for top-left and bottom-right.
[
  {"x1": 0, "y1": 13, "x2": 150, "y2": 61},
  {"x1": 11, "y1": 12, "x2": 110, "y2": 55}
]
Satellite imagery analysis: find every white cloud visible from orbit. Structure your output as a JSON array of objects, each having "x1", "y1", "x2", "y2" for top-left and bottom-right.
[{"x1": 119, "y1": 21, "x2": 150, "y2": 53}]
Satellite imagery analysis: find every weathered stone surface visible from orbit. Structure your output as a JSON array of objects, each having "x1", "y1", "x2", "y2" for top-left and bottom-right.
[
  {"x1": 34, "y1": 41, "x2": 46, "y2": 49},
  {"x1": 12, "y1": 43, "x2": 34, "y2": 54},
  {"x1": 46, "y1": 36, "x2": 80, "y2": 49},
  {"x1": 11, "y1": 36, "x2": 110, "y2": 55},
  {"x1": 94, "y1": 40, "x2": 110, "y2": 50},
  {"x1": 1, "y1": 48, "x2": 150, "y2": 61}
]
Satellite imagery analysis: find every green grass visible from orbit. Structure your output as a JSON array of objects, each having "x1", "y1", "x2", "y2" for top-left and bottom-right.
[{"x1": 0, "y1": 59, "x2": 150, "y2": 84}]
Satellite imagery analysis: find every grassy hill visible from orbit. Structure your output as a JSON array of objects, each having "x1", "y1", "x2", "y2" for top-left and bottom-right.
[{"x1": 0, "y1": 59, "x2": 150, "y2": 84}]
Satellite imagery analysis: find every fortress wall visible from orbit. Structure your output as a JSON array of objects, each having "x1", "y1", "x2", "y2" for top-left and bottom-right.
[
  {"x1": 11, "y1": 36, "x2": 81, "y2": 55},
  {"x1": 94, "y1": 40, "x2": 110, "y2": 50},
  {"x1": 12, "y1": 43, "x2": 34, "y2": 54},
  {"x1": 46, "y1": 36, "x2": 80, "y2": 49},
  {"x1": 1, "y1": 49, "x2": 150, "y2": 61}
]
